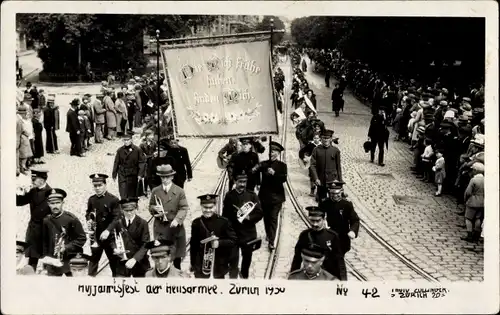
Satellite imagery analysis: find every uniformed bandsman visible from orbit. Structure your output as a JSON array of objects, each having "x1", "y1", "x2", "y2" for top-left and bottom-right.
[
  {"x1": 228, "y1": 137, "x2": 260, "y2": 192},
  {"x1": 149, "y1": 164, "x2": 189, "y2": 270},
  {"x1": 290, "y1": 206, "x2": 347, "y2": 280},
  {"x1": 16, "y1": 241, "x2": 36, "y2": 275},
  {"x1": 252, "y1": 141, "x2": 287, "y2": 250},
  {"x1": 69, "y1": 253, "x2": 92, "y2": 277},
  {"x1": 86, "y1": 173, "x2": 121, "y2": 277},
  {"x1": 16, "y1": 169, "x2": 52, "y2": 272},
  {"x1": 190, "y1": 194, "x2": 237, "y2": 279},
  {"x1": 320, "y1": 181, "x2": 360, "y2": 255},
  {"x1": 109, "y1": 197, "x2": 151, "y2": 278},
  {"x1": 145, "y1": 240, "x2": 186, "y2": 278},
  {"x1": 222, "y1": 171, "x2": 264, "y2": 279},
  {"x1": 288, "y1": 243, "x2": 337, "y2": 280},
  {"x1": 41, "y1": 188, "x2": 86, "y2": 277}
]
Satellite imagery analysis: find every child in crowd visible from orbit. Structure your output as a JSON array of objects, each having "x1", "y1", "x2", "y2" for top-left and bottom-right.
[
  {"x1": 432, "y1": 150, "x2": 446, "y2": 196},
  {"x1": 420, "y1": 139, "x2": 434, "y2": 182}
]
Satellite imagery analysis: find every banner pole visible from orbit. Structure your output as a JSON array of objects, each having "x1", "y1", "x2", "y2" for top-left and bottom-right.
[
  {"x1": 156, "y1": 29, "x2": 161, "y2": 157},
  {"x1": 269, "y1": 18, "x2": 275, "y2": 160}
]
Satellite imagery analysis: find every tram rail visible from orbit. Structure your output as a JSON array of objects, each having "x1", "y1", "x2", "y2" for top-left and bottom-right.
[{"x1": 280, "y1": 56, "x2": 439, "y2": 282}]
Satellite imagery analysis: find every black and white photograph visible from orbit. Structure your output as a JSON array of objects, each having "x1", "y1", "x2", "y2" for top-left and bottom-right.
[{"x1": 1, "y1": 1, "x2": 498, "y2": 314}]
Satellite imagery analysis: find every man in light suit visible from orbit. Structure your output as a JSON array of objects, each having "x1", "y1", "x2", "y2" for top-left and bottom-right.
[
  {"x1": 149, "y1": 164, "x2": 189, "y2": 270},
  {"x1": 92, "y1": 94, "x2": 106, "y2": 143}
]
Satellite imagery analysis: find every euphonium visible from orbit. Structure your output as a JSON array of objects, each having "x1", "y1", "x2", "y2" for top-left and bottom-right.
[
  {"x1": 200, "y1": 234, "x2": 218, "y2": 277},
  {"x1": 54, "y1": 229, "x2": 66, "y2": 261},
  {"x1": 234, "y1": 201, "x2": 256, "y2": 223},
  {"x1": 114, "y1": 229, "x2": 128, "y2": 261},
  {"x1": 154, "y1": 195, "x2": 168, "y2": 222},
  {"x1": 88, "y1": 211, "x2": 99, "y2": 248}
]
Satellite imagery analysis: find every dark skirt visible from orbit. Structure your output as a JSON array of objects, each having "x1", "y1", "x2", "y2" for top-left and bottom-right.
[{"x1": 33, "y1": 128, "x2": 44, "y2": 158}]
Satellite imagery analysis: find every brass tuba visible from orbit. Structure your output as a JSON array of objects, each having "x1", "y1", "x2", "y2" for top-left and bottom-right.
[
  {"x1": 234, "y1": 201, "x2": 256, "y2": 223},
  {"x1": 54, "y1": 228, "x2": 66, "y2": 261},
  {"x1": 114, "y1": 229, "x2": 129, "y2": 261},
  {"x1": 200, "y1": 234, "x2": 218, "y2": 278}
]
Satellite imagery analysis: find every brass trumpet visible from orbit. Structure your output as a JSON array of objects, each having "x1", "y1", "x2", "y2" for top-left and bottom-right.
[
  {"x1": 200, "y1": 234, "x2": 218, "y2": 278},
  {"x1": 154, "y1": 195, "x2": 168, "y2": 222},
  {"x1": 114, "y1": 229, "x2": 129, "y2": 261},
  {"x1": 234, "y1": 201, "x2": 256, "y2": 223}
]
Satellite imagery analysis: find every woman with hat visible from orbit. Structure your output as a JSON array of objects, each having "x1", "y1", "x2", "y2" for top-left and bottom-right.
[
  {"x1": 16, "y1": 104, "x2": 33, "y2": 175},
  {"x1": 103, "y1": 90, "x2": 117, "y2": 140}
]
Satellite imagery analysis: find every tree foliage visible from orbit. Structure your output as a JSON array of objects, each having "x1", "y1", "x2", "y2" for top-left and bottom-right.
[
  {"x1": 17, "y1": 14, "x2": 210, "y2": 74},
  {"x1": 291, "y1": 16, "x2": 485, "y2": 81},
  {"x1": 256, "y1": 16, "x2": 285, "y2": 45}
]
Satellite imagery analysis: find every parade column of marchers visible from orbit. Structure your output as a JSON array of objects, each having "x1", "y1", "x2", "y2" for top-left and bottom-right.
[
  {"x1": 291, "y1": 56, "x2": 483, "y2": 281},
  {"x1": 15, "y1": 85, "x2": 209, "y2": 276}
]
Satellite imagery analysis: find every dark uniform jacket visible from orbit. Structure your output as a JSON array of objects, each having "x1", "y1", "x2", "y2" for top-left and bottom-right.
[
  {"x1": 288, "y1": 268, "x2": 337, "y2": 280},
  {"x1": 228, "y1": 151, "x2": 260, "y2": 188},
  {"x1": 112, "y1": 144, "x2": 146, "y2": 181},
  {"x1": 146, "y1": 266, "x2": 185, "y2": 278},
  {"x1": 190, "y1": 214, "x2": 237, "y2": 277},
  {"x1": 140, "y1": 140, "x2": 157, "y2": 160},
  {"x1": 86, "y1": 191, "x2": 121, "y2": 246},
  {"x1": 108, "y1": 216, "x2": 151, "y2": 273},
  {"x1": 42, "y1": 211, "x2": 86, "y2": 274},
  {"x1": 299, "y1": 141, "x2": 320, "y2": 160},
  {"x1": 291, "y1": 228, "x2": 347, "y2": 280},
  {"x1": 16, "y1": 184, "x2": 52, "y2": 258},
  {"x1": 310, "y1": 145, "x2": 343, "y2": 185},
  {"x1": 222, "y1": 189, "x2": 263, "y2": 244},
  {"x1": 169, "y1": 145, "x2": 193, "y2": 182},
  {"x1": 255, "y1": 159, "x2": 287, "y2": 205},
  {"x1": 319, "y1": 198, "x2": 360, "y2": 254}
]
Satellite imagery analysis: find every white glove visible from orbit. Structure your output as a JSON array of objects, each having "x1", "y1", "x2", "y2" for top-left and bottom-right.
[{"x1": 347, "y1": 231, "x2": 356, "y2": 239}]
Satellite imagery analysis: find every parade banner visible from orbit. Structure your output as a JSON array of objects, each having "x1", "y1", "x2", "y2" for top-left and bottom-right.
[{"x1": 161, "y1": 38, "x2": 278, "y2": 138}]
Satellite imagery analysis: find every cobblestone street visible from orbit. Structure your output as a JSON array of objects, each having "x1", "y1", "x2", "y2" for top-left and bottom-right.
[
  {"x1": 295, "y1": 57, "x2": 484, "y2": 281},
  {"x1": 15, "y1": 60, "x2": 483, "y2": 281}
]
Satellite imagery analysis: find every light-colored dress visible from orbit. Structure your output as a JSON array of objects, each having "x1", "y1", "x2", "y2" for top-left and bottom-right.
[{"x1": 434, "y1": 157, "x2": 446, "y2": 184}]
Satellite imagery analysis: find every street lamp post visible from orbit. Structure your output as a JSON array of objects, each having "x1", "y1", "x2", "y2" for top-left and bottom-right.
[{"x1": 156, "y1": 29, "x2": 161, "y2": 158}]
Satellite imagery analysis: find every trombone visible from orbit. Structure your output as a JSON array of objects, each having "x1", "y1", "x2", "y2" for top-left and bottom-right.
[
  {"x1": 200, "y1": 234, "x2": 218, "y2": 279},
  {"x1": 154, "y1": 195, "x2": 168, "y2": 222}
]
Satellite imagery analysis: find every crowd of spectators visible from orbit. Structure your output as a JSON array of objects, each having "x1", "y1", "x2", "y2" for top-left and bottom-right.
[{"x1": 304, "y1": 48, "x2": 485, "y2": 243}]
